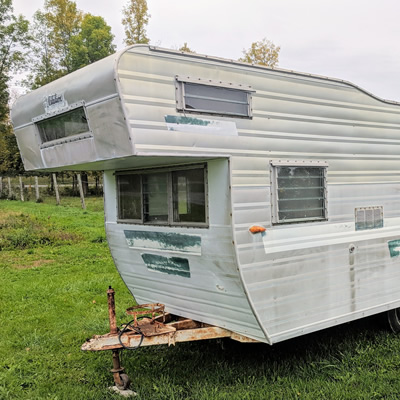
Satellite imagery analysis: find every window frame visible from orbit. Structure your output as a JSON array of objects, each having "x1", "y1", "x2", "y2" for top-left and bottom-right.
[
  {"x1": 116, "y1": 164, "x2": 209, "y2": 228},
  {"x1": 33, "y1": 101, "x2": 92, "y2": 148},
  {"x1": 175, "y1": 75, "x2": 254, "y2": 119},
  {"x1": 270, "y1": 160, "x2": 328, "y2": 225}
]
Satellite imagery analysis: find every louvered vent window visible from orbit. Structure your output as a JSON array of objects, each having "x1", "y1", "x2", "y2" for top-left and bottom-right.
[
  {"x1": 271, "y1": 161, "x2": 328, "y2": 224},
  {"x1": 355, "y1": 206, "x2": 383, "y2": 231},
  {"x1": 175, "y1": 77, "x2": 253, "y2": 118}
]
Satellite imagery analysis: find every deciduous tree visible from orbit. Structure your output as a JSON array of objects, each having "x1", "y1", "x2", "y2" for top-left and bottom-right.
[
  {"x1": 0, "y1": 0, "x2": 30, "y2": 175},
  {"x1": 0, "y1": 0, "x2": 30, "y2": 120},
  {"x1": 122, "y1": 0, "x2": 150, "y2": 45},
  {"x1": 43, "y1": 0, "x2": 82, "y2": 73},
  {"x1": 69, "y1": 14, "x2": 116, "y2": 71},
  {"x1": 239, "y1": 38, "x2": 280, "y2": 68},
  {"x1": 178, "y1": 42, "x2": 195, "y2": 53},
  {"x1": 26, "y1": 10, "x2": 64, "y2": 89}
]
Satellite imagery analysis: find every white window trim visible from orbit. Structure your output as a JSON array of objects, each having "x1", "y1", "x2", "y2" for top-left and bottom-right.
[{"x1": 270, "y1": 160, "x2": 328, "y2": 225}]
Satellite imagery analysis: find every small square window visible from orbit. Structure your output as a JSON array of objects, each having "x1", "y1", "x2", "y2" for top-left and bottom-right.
[{"x1": 271, "y1": 161, "x2": 328, "y2": 224}]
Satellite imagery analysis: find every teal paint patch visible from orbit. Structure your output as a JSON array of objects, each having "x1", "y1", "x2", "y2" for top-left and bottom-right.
[
  {"x1": 388, "y1": 240, "x2": 400, "y2": 258},
  {"x1": 165, "y1": 115, "x2": 211, "y2": 126},
  {"x1": 141, "y1": 253, "x2": 190, "y2": 278},
  {"x1": 124, "y1": 230, "x2": 201, "y2": 254}
]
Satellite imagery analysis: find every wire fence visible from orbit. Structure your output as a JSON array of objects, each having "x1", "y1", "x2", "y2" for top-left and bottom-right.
[{"x1": 0, "y1": 173, "x2": 103, "y2": 208}]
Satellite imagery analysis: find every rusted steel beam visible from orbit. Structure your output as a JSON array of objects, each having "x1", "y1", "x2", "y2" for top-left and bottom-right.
[
  {"x1": 107, "y1": 286, "x2": 118, "y2": 335},
  {"x1": 168, "y1": 319, "x2": 202, "y2": 330},
  {"x1": 81, "y1": 326, "x2": 233, "y2": 351}
]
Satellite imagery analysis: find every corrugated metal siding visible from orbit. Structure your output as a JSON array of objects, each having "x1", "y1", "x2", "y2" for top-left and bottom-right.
[{"x1": 114, "y1": 47, "x2": 400, "y2": 343}]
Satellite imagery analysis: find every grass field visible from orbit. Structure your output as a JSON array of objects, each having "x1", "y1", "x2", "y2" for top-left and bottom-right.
[{"x1": 1, "y1": 198, "x2": 400, "y2": 399}]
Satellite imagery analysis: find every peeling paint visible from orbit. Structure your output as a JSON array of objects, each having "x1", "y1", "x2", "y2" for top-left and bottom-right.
[
  {"x1": 388, "y1": 240, "x2": 400, "y2": 258},
  {"x1": 141, "y1": 253, "x2": 190, "y2": 278},
  {"x1": 164, "y1": 115, "x2": 238, "y2": 136},
  {"x1": 165, "y1": 115, "x2": 211, "y2": 126},
  {"x1": 124, "y1": 230, "x2": 201, "y2": 254}
]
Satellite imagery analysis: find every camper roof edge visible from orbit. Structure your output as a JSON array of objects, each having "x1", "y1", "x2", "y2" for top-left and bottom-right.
[{"x1": 147, "y1": 45, "x2": 400, "y2": 107}]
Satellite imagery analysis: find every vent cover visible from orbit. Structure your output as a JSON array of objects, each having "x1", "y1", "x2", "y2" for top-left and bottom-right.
[{"x1": 355, "y1": 206, "x2": 383, "y2": 231}]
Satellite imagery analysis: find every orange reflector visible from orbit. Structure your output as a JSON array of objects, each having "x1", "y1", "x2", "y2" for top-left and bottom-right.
[{"x1": 249, "y1": 225, "x2": 266, "y2": 234}]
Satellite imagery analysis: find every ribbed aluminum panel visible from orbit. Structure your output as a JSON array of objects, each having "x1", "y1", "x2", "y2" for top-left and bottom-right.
[{"x1": 103, "y1": 163, "x2": 265, "y2": 342}]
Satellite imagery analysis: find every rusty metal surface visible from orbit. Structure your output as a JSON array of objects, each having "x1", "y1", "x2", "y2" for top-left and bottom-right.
[
  {"x1": 125, "y1": 318, "x2": 176, "y2": 337},
  {"x1": 107, "y1": 287, "x2": 118, "y2": 335},
  {"x1": 81, "y1": 326, "x2": 234, "y2": 352},
  {"x1": 126, "y1": 303, "x2": 165, "y2": 326}
]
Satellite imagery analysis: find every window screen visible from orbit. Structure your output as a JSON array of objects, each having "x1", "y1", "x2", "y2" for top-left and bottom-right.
[
  {"x1": 183, "y1": 83, "x2": 250, "y2": 116},
  {"x1": 117, "y1": 165, "x2": 207, "y2": 226},
  {"x1": 36, "y1": 107, "x2": 89, "y2": 143},
  {"x1": 176, "y1": 78, "x2": 252, "y2": 118},
  {"x1": 272, "y1": 165, "x2": 327, "y2": 224}
]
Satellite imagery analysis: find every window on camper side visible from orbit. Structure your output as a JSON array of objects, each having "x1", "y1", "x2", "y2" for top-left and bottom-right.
[
  {"x1": 117, "y1": 165, "x2": 208, "y2": 227},
  {"x1": 271, "y1": 163, "x2": 328, "y2": 224},
  {"x1": 175, "y1": 78, "x2": 253, "y2": 118},
  {"x1": 36, "y1": 107, "x2": 89, "y2": 143}
]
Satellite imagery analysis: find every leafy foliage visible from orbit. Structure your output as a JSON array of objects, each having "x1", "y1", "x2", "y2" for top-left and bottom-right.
[
  {"x1": 122, "y1": 0, "x2": 150, "y2": 45},
  {"x1": 0, "y1": 0, "x2": 31, "y2": 175},
  {"x1": 239, "y1": 37, "x2": 280, "y2": 68},
  {"x1": 43, "y1": 0, "x2": 82, "y2": 73},
  {"x1": 0, "y1": 122, "x2": 23, "y2": 175},
  {"x1": 178, "y1": 42, "x2": 196, "y2": 53},
  {"x1": 69, "y1": 14, "x2": 116, "y2": 71},
  {"x1": 26, "y1": 10, "x2": 65, "y2": 89}
]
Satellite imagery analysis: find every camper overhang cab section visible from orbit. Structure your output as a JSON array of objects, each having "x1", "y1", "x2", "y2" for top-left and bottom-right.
[{"x1": 11, "y1": 44, "x2": 400, "y2": 344}]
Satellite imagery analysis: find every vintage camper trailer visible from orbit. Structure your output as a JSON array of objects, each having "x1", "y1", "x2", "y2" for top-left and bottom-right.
[{"x1": 11, "y1": 44, "x2": 400, "y2": 347}]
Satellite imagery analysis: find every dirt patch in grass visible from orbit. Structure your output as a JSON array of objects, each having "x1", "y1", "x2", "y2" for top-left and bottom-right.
[{"x1": 14, "y1": 259, "x2": 55, "y2": 270}]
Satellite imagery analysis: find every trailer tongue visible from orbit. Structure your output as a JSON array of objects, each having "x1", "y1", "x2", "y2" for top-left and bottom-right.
[{"x1": 82, "y1": 287, "x2": 258, "y2": 391}]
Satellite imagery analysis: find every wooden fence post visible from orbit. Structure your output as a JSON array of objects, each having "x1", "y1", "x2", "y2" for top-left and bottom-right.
[
  {"x1": 19, "y1": 176, "x2": 24, "y2": 201},
  {"x1": 7, "y1": 177, "x2": 12, "y2": 199},
  {"x1": 34, "y1": 176, "x2": 40, "y2": 201},
  {"x1": 52, "y1": 173, "x2": 60, "y2": 205},
  {"x1": 77, "y1": 173, "x2": 86, "y2": 210}
]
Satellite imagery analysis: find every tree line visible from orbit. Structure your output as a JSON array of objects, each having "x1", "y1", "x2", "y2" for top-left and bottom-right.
[{"x1": 0, "y1": 0, "x2": 280, "y2": 178}]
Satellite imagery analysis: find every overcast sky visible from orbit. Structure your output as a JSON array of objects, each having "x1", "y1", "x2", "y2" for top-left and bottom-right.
[{"x1": 12, "y1": 0, "x2": 400, "y2": 101}]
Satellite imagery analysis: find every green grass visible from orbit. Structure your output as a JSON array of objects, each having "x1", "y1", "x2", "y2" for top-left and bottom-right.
[{"x1": 1, "y1": 198, "x2": 400, "y2": 399}]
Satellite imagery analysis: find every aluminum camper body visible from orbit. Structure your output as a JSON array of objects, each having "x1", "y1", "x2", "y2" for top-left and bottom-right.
[{"x1": 11, "y1": 45, "x2": 400, "y2": 344}]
